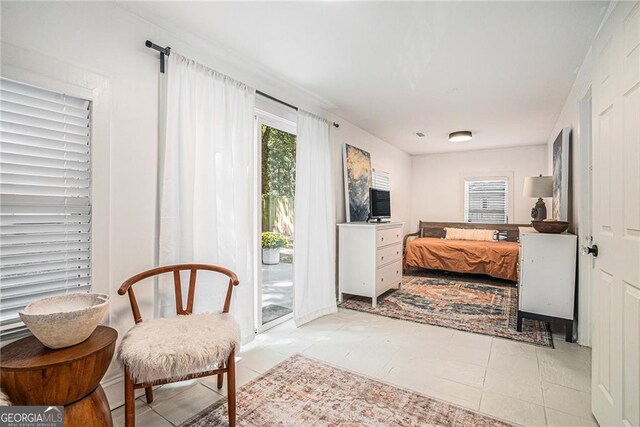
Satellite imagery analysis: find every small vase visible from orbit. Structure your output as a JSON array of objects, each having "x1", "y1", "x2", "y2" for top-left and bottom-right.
[{"x1": 262, "y1": 248, "x2": 280, "y2": 265}]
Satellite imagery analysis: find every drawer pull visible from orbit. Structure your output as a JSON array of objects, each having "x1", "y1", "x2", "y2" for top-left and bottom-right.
[
  {"x1": 381, "y1": 237, "x2": 384, "y2": 241},
  {"x1": 381, "y1": 256, "x2": 384, "y2": 260},
  {"x1": 380, "y1": 277, "x2": 384, "y2": 282}
]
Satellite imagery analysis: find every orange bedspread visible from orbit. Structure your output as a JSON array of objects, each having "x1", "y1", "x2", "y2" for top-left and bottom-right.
[{"x1": 404, "y1": 237, "x2": 519, "y2": 281}]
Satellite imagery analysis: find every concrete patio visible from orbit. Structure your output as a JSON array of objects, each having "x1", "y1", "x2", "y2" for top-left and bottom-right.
[{"x1": 261, "y1": 262, "x2": 293, "y2": 324}]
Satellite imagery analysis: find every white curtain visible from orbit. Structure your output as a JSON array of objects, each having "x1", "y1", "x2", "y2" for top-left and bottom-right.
[
  {"x1": 158, "y1": 53, "x2": 255, "y2": 341},
  {"x1": 293, "y1": 111, "x2": 337, "y2": 326}
]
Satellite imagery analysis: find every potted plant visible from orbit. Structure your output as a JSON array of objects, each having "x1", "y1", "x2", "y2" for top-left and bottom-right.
[{"x1": 261, "y1": 232, "x2": 288, "y2": 265}]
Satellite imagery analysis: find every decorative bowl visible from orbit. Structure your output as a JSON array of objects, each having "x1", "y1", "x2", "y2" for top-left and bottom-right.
[
  {"x1": 531, "y1": 220, "x2": 570, "y2": 234},
  {"x1": 19, "y1": 293, "x2": 109, "y2": 349}
]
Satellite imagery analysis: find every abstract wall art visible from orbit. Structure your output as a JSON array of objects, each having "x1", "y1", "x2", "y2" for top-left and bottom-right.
[
  {"x1": 343, "y1": 144, "x2": 372, "y2": 222},
  {"x1": 552, "y1": 127, "x2": 571, "y2": 221}
]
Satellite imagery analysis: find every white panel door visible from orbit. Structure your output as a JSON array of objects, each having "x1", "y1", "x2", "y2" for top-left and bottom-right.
[{"x1": 591, "y1": 2, "x2": 640, "y2": 426}]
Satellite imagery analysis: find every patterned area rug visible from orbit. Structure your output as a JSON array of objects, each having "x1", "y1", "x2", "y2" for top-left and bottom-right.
[
  {"x1": 181, "y1": 354, "x2": 515, "y2": 427},
  {"x1": 340, "y1": 270, "x2": 553, "y2": 347}
]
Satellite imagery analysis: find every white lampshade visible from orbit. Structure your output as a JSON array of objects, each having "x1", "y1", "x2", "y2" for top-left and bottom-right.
[{"x1": 523, "y1": 175, "x2": 553, "y2": 198}]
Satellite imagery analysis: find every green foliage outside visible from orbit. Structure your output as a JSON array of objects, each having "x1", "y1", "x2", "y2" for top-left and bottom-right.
[
  {"x1": 262, "y1": 125, "x2": 296, "y2": 200},
  {"x1": 262, "y1": 125, "x2": 296, "y2": 237},
  {"x1": 261, "y1": 231, "x2": 288, "y2": 249}
]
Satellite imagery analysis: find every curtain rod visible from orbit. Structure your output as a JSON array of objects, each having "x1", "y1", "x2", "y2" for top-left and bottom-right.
[
  {"x1": 145, "y1": 40, "x2": 171, "y2": 73},
  {"x1": 145, "y1": 40, "x2": 339, "y2": 128},
  {"x1": 256, "y1": 90, "x2": 339, "y2": 128}
]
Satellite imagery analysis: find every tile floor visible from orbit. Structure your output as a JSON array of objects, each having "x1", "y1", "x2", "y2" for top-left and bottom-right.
[{"x1": 112, "y1": 308, "x2": 596, "y2": 427}]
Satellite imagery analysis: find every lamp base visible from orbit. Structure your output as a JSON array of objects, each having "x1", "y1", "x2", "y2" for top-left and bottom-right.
[{"x1": 531, "y1": 198, "x2": 547, "y2": 221}]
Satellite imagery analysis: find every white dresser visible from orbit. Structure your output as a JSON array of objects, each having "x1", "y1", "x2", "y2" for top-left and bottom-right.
[
  {"x1": 338, "y1": 222, "x2": 403, "y2": 307},
  {"x1": 517, "y1": 226, "x2": 577, "y2": 342}
]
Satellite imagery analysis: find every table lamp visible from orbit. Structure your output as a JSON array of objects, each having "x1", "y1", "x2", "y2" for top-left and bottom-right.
[{"x1": 523, "y1": 175, "x2": 553, "y2": 221}]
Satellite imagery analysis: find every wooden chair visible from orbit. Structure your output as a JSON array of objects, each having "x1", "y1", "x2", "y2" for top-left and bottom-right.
[{"x1": 117, "y1": 264, "x2": 240, "y2": 427}]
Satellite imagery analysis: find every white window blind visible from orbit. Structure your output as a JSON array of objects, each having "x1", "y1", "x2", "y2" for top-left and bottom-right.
[
  {"x1": 0, "y1": 78, "x2": 92, "y2": 338},
  {"x1": 464, "y1": 179, "x2": 508, "y2": 224},
  {"x1": 372, "y1": 169, "x2": 390, "y2": 191}
]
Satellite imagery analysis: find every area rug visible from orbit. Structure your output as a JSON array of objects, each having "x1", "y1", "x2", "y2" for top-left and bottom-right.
[
  {"x1": 339, "y1": 270, "x2": 553, "y2": 347},
  {"x1": 181, "y1": 354, "x2": 515, "y2": 427},
  {"x1": 262, "y1": 303, "x2": 292, "y2": 324}
]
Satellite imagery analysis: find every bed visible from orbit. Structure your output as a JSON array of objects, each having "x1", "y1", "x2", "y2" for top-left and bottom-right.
[{"x1": 403, "y1": 221, "x2": 526, "y2": 282}]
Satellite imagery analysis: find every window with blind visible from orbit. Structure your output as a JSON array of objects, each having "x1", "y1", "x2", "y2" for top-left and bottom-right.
[
  {"x1": 0, "y1": 78, "x2": 92, "y2": 339},
  {"x1": 464, "y1": 179, "x2": 508, "y2": 224},
  {"x1": 372, "y1": 169, "x2": 390, "y2": 191}
]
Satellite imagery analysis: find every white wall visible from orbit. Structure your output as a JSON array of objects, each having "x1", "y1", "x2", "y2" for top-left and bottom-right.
[
  {"x1": 0, "y1": 1, "x2": 412, "y2": 406},
  {"x1": 545, "y1": 50, "x2": 594, "y2": 235},
  {"x1": 409, "y1": 145, "x2": 548, "y2": 229}
]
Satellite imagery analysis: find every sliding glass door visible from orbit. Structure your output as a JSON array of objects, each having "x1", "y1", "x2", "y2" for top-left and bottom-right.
[{"x1": 256, "y1": 113, "x2": 296, "y2": 331}]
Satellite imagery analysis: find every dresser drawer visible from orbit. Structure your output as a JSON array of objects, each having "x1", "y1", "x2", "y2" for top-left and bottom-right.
[
  {"x1": 375, "y1": 260, "x2": 402, "y2": 292},
  {"x1": 376, "y1": 227, "x2": 402, "y2": 247},
  {"x1": 376, "y1": 243, "x2": 402, "y2": 266}
]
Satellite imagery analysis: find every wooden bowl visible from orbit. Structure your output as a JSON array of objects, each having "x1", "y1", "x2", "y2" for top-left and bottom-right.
[
  {"x1": 19, "y1": 293, "x2": 109, "y2": 349},
  {"x1": 531, "y1": 220, "x2": 569, "y2": 234}
]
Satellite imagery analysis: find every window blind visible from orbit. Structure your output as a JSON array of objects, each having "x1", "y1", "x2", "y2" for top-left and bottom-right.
[
  {"x1": 0, "y1": 78, "x2": 92, "y2": 339},
  {"x1": 372, "y1": 169, "x2": 390, "y2": 191},
  {"x1": 464, "y1": 179, "x2": 508, "y2": 224}
]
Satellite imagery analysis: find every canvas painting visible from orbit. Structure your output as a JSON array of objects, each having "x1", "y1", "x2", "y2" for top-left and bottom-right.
[
  {"x1": 343, "y1": 144, "x2": 372, "y2": 222},
  {"x1": 552, "y1": 127, "x2": 571, "y2": 221}
]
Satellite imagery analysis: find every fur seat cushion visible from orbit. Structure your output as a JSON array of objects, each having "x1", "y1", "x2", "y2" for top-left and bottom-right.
[
  {"x1": 0, "y1": 389, "x2": 11, "y2": 406},
  {"x1": 117, "y1": 313, "x2": 240, "y2": 384}
]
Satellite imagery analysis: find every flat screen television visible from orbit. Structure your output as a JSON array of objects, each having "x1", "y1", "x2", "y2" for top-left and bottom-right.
[{"x1": 369, "y1": 188, "x2": 391, "y2": 222}]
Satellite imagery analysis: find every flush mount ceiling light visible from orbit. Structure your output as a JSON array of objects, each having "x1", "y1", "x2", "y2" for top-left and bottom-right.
[{"x1": 449, "y1": 131, "x2": 473, "y2": 142}]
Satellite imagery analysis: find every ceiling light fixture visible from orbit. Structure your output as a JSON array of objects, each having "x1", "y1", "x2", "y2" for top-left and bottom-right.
[
  {"x1": 416, "y1": 132, "x2": 425, "y2": 137},
  {"x1": 449, "y1": 131, "x2": 472, "y2": 142}
]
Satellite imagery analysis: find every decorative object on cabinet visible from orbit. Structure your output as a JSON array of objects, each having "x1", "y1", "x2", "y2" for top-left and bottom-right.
[
  {"x1": 0, "y1": 326, "x2": 117, "y2": 426},
  {"x1": 523, "y1": 174, "x2": 553, "y2": 221},
  {"x1": 117, "y1": 264, "x2": 240, "y2": 427},
  {"x1": 338, "y1": 223, "x2": 403, "y2": 307},
  {"x1": 517, "y1": 227, "x2": 577, "y2": 342},
  {"x1": 531, "y1": 220, "x2": 570, "y2": 234},
  {"x1": 552, "y1": 127, "x2": 571, "y2": 221},
  {"x1": 342, "y1": 144, "x2": 372, "y2": 222},
  {"x1": 19, "y1": 293, "x2": 109, "y2": 349}
]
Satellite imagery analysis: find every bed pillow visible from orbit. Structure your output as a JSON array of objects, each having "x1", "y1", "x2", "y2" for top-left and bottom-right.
[{"x1": 444, "y1": 227, "x2": 497, "y2": 242}]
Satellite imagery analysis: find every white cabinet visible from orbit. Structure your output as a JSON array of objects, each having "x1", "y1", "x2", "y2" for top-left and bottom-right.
[
  {"x1": 338, "y1": 223, "x2": 403, "y2": 307},
  {"x1": 517, "y1": 227, "x2": 577, "y2": 342}
]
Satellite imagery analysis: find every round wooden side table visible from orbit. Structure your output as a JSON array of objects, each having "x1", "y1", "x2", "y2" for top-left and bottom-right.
[{"x1": 0, "y1": 325, "x2": 118, "y2": 427}]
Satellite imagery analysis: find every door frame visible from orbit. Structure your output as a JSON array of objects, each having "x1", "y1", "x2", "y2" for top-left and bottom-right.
[
  {"x1": 577, "y1": 88, "x2": 593, "y2": 346},
  {"x1": 254, "y1": 109, "x2": 297, "y2": 333}
]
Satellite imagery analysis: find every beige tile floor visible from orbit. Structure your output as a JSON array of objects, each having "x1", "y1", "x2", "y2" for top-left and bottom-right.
[{"x1": 112, "y1": 309, "x2": 597, "y2": 427}]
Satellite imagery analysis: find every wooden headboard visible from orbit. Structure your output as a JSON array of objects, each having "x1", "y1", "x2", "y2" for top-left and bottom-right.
[{"x1": 404, "y1": 221, "x2": 528, "y2": 247}]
